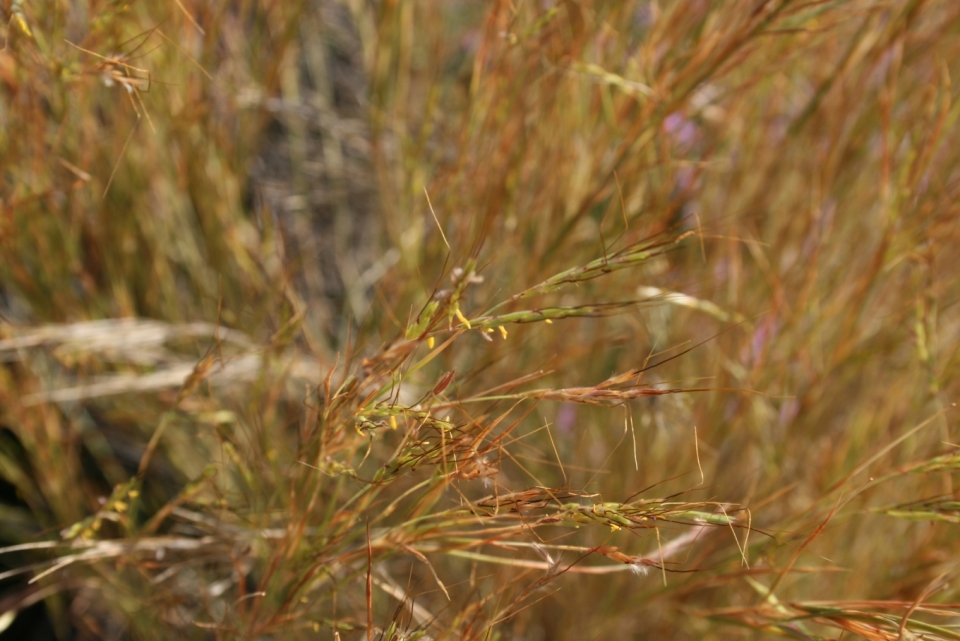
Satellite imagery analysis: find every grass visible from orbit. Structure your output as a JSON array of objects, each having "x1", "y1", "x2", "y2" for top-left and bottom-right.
[{"x1": 2, "y1": 0, "x2": 960, "y2": 639}]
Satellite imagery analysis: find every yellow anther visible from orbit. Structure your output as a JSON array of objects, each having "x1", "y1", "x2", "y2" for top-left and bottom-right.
[
  {"x1": 13, "y1": 14, "x2": 32, "y2": 37},
  {"x1": 427, "y1": 336, "x2": 435, "y2": 349},
  {"x1": 498, "y1": 326, "x2": 508, "y2": 339},
  {"x1": 455, "y1": 307, "x2": 472, "y2": 329}
]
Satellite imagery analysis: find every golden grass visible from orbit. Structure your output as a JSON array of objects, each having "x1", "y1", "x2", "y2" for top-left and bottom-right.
[{"x1": 2, "y1": 1, "x2": 960, "y2": 639}]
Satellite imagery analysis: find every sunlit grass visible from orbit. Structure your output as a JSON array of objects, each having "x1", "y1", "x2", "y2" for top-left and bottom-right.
[{"x1": 2, "y1": 1, "x2": 960, "y2": 639}]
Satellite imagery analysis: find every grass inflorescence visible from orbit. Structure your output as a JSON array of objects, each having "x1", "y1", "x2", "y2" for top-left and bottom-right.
[{"x1": 2, "y1": 1, "x2": 960, "y2": 640}]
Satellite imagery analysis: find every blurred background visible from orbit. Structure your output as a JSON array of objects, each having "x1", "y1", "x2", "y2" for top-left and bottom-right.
[{"x1": 2, "y1": 1, "x2": 960, "y2": 639}]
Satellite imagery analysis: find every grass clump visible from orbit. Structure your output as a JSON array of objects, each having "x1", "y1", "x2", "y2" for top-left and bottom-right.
[{"x1": 2, "y1": 1, "x2": 960, "y2": 640}]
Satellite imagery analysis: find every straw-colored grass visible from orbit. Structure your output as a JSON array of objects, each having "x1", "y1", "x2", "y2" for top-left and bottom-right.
[{"x1": 2, "y1": 1, "x2": 960, "y2": 639}]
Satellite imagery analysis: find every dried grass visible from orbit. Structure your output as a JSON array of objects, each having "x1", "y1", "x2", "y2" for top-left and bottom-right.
[{"x1": 2, "y1": 1, "x2": 960, "y2": 639}]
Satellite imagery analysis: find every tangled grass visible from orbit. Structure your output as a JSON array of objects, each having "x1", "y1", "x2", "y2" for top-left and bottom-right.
[{"x1": 2, "y1": 1, "x2": 960, "y2": 639}]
